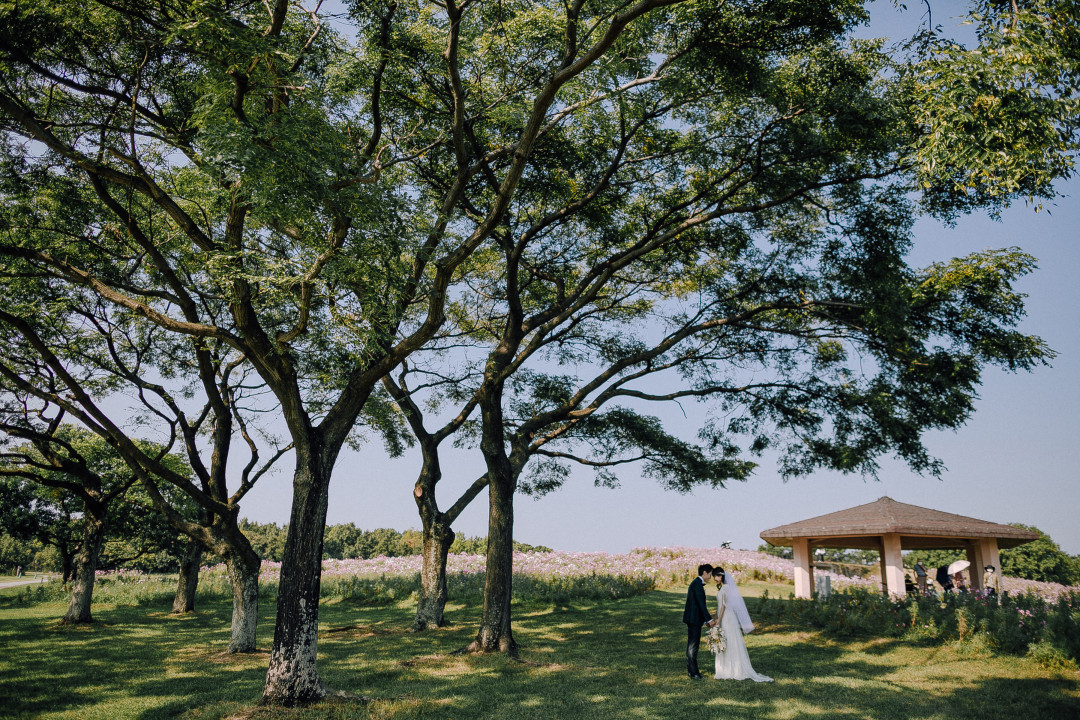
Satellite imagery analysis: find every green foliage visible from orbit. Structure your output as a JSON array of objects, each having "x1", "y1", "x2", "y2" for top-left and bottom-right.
[
  {"x1": 0, "y1": 427, "x2": 195, "y2": 576},
  {"x1": 757, "y1": 585, "x2": 1080, "y2": 661},
  {"x1": 909, "y1": 0, "x2": 1080, "y2": 217},
  {"x1": 236, "y1": 519, "x2": 288, "y2": 563},
  {"x1": 759, "y1": 543, "x2": 879, "y2": 565},
  {"x1": 0, "y1": 0, "x2": 1076, "y2": 697},
  {"x1": 1000, "y1": 525, "x2": 1080, "y2": 585}
]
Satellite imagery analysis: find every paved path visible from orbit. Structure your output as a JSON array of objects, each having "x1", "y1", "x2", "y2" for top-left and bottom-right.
[{"x1": 0, "y1": 577, "x2": 52, "y2": 589}]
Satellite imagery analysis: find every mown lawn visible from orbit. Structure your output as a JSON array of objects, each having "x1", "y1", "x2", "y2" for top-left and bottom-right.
[{"x1": 1, "y1": 582, "x2": 1078, "y2": 719}]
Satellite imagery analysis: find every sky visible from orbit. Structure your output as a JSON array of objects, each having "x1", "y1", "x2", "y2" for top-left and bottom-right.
[{"x1": 238, "y1": 2, "x2": 1080, "y2": 556}]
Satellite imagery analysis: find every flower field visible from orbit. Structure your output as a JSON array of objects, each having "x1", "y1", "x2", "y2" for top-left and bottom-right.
[
  {"x1": 73, "y1": 545, "x2": 1080, "y2": 610},
  {"x1": 197, "y1": 544, "x2": 877, "y2": 594}
]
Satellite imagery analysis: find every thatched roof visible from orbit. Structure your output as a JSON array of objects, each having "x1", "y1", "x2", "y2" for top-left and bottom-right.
[{"x1": 760, "y1": 496, "x2": 1039, "y2": 550}]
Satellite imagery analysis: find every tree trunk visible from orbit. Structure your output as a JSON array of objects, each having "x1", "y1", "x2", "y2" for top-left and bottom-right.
[
  {"x1": 224, "y1": 540, "x2": 261, "y2": 653},
  {"x1": 413, "y1": 518, "x2": 455, "y2": 631},
  {"x1": 262, "y1": 456, "x2": 330, "y2": 705},
  {"x1": 469, "y1": 469, "x2": 516, "y2": 654},
  {"x1": 61, "y1": 512, "x2": 105, "y2": 625},
  {"x1": 60, "y1": 546, "x2": 75, "y2": 584},
  {"x1": 172, "y1": 537, "x2": 202, "y2": 614}
]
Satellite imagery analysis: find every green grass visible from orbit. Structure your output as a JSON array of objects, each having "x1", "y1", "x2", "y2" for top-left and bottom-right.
[{"x1": 1, "y1": 582, "x2": 1078, "y2": 719}]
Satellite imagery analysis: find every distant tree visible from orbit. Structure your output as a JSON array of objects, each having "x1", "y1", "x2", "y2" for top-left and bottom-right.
[
  {"x1": 759, "y1": 544, "x2": 794, "y2": 561},
  {"x1": 0, "y1": 476, "x2": 79, "y2": 580},
  {"x1": 0, "y1": 426, "x2": 191, "y2": 623},
  {"x1": 1000, "y1": 525, "x2": 1080, "y2": 586},
  {"x1": 237, "y1": 520, "x2": 289, "y2": 564}
]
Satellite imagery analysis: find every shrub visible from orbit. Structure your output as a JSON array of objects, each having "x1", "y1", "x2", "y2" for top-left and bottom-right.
[{"x1": 773, "y1": 586, "x2": 1080, "y2": 662}]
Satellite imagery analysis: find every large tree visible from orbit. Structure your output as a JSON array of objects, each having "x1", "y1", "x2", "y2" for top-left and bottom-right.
[
  {"x1": 1, "y1": 0, "x2": 1076, "y2": 705},
  {"x1": 383, "y1": 0, "x2": 1076, "y2": 653}
]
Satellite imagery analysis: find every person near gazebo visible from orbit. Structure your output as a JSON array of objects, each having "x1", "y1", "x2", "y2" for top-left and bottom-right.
[
  {"x1": 936, "y1": 565, "x2": 954, "y2": 593},
  {"x1": 913, "y1": 558, "x2": 928, "y2": 596}
]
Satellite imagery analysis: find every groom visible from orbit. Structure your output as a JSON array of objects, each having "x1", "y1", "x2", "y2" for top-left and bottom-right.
[{"x1": 683, "y1": 563, "x2": 715, "y2": 679}]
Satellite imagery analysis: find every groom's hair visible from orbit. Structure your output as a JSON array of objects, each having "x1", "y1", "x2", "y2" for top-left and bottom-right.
[{"x1": 698, "y1": 563, "x2": 714, "y2": 576}]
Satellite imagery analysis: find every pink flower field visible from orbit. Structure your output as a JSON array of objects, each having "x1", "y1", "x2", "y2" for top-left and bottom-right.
[
  {"x1": 205, "y1": 545, "x2": 878, "y2": 591},
  {"x1": 107, "y1": 546, "x2": 1076, "y2": 605}
]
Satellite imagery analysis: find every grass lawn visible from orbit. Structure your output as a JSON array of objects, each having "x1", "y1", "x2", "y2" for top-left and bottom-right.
[{"x1": 1, "y1": 582, "x2": 1078, "y2": 719}]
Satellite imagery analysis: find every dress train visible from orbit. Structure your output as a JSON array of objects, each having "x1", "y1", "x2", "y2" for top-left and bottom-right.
[{"x1": 713, "y1": 589, "x2": 772, "y2": 682}]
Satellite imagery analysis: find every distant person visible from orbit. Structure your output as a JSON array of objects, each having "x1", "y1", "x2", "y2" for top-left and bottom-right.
[
  {"x1": 983, "y1": 565, "x2": 1000, "y2": 597},
  {"x1": 913, "y1": 558, "x2": 928, "y2": 595},
  {"x1": 710, "y1": 567, "x2": 772, "y2": 682},
  {"x1": 905, "y1": 574, "x2": 917, "y2": 596},
  {"x1": 953, "y1": 571, "x2": 967, "y2": 593},
  {"x1": 936, "y1": 565, "x2": 954, "y2": 593},
  {"x1": 683, "y1": 563, "x2": 714, "y2": 680}
]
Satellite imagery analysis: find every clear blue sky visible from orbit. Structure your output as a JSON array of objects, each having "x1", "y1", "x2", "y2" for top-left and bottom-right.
[{"x1": 239, "y1": 2, "x2": 1080, "y2": 557}]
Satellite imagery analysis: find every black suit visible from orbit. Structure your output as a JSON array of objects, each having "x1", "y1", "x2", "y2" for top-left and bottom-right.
[{"x1": 683, "y1": 576, "x2": 712, "y2": 677}]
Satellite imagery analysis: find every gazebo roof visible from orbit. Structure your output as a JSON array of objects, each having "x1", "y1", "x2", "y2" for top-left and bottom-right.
[{"x1": 760, "y1": 496, "x2": 1039, "y2": 550}]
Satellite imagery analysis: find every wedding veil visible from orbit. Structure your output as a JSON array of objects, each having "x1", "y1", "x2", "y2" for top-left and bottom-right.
[{"x1": 723, "y1": 570, "x2": 755, "y2": 634}]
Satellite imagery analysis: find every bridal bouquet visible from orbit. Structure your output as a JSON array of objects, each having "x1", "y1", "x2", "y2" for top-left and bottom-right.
[{"x1": 706, "y1": 625, "x2": 726, "y2": 653}]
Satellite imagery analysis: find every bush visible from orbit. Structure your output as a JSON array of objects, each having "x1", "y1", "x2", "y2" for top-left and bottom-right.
[
  {"x1": 1027, "y1": 640, "x2": 1079, "y2": 671},
  {"x1": 766, "y1": 586, "x2": 1080, "y2": 662}
]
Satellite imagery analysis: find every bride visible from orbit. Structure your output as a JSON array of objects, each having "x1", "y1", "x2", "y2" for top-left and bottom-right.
[{"x1": 709, "y1": 567, "x2": 773, "y2": 682}]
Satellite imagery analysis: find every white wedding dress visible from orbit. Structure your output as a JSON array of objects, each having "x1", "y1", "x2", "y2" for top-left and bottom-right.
[{"x1": 713, "y1": 575, "x2": 773, "y2": 682}]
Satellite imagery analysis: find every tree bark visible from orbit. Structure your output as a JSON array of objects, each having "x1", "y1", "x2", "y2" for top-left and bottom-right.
[
  {"x1": 413, "y1": 518, "x2": 455, "y2": 630},
  {"x1": 61, "y1": 511, "x2": 105, "y2": 625},
  {"x1": 224, "y1": 537, "x2": 261, "y2": 653},
  {"x1": 470, "y1": 469, "x2": 516, "y2": 653},
  {"x1": 172, "y1": 536, "x2": 203, "y2": 614},
  {"x1": 59, "y1": 545, "x2": 75, "y2": 584},
  {"x1": 262, "y1": 454, "x2": 330, "y2": 705}
]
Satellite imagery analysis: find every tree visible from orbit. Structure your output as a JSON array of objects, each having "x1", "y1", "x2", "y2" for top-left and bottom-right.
[
  {"x1": 0, "y1": 426, "x2": 191, "y2": 623},
  {"x1": 0, "y1": 475, "x2": 81, "y2": 581},
  {"x1": 1000, "y1": 525, "x2": 1080, "y2": 585},
  {"x1": 2, "y1": 0, "x2": 1076, "y2": 704},
  {"x1": 383, "y1": 0, "x2": 1074, "y2": 653}
]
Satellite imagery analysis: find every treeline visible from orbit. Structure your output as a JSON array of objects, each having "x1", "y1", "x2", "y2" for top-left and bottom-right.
[
  {"x1": 2, "y1": 520, "x2": 553, "y2": 575},
  {"x1": 238, "y1": 520, "x2": 551, "y2": 563}
]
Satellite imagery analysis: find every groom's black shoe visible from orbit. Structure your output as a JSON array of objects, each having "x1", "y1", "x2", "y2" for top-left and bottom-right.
[{"x1": 690, "y1": 674, "x2": 704, "y2": 680}]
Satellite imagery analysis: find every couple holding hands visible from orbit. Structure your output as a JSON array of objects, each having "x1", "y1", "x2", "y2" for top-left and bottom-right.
[{"x1": 683, "y1": 563, "x2": 773, "y2": 683}]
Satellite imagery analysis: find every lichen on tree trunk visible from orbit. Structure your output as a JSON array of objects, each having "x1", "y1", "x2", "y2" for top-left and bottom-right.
[
  {"x1": 262, "y1": 459, "x2": 330, "y2": 705},
  {"x1": 225, "y1": 544, "x2": 261, "y2": 653}
]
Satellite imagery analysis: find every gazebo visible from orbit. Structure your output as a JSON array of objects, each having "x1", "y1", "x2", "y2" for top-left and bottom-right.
[{"x1": 759, "y1": 496, "x2": 1039, "y2": 599}]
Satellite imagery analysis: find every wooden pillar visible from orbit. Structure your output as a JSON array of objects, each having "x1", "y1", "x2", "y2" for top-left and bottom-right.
[
  {"x1": 792, "y1": 538, "x2": 813, "y2": 599},
  {"x1": 881, "y1": 533, "x2": 905, "y2": 599}
]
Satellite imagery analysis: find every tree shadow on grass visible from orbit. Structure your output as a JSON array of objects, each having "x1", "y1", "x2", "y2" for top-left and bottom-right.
[
  {"x1": 4, "y1": 589, "x2": 1079, "y2": 720},
  {"x1": 299, "y1": 589, "x2": 1080, "y2": 720},
  {"x1": 0, "y1": 600, "x2": 273, "y2": 719}
]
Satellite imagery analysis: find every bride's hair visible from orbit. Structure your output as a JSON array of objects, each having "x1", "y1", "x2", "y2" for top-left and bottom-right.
[{"x1": 712, "y1": 566, "x2": 726, "y2": 583}]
